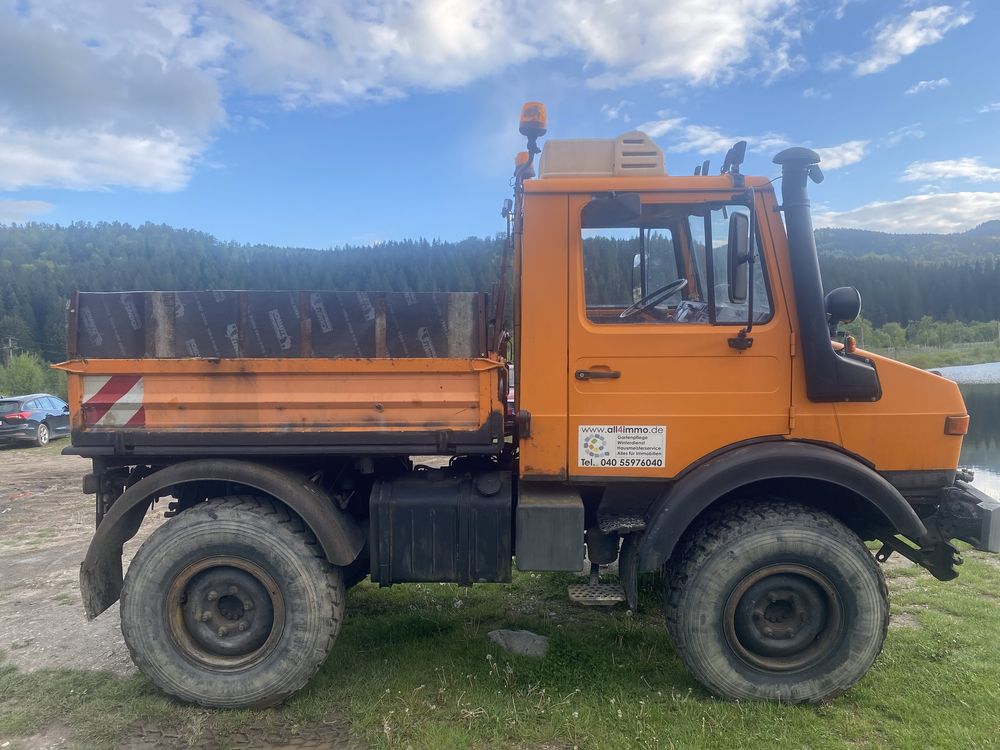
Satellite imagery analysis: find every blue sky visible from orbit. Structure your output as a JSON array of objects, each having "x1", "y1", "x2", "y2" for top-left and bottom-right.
[{"x1": 1, "y1": 0, "x2": 998, "y2": 248}]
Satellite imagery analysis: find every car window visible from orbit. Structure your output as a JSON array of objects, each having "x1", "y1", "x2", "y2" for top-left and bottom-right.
[
  {"x1": 52, "y1": 397, "x2": 67, "y2": 410},
  {"x1": 24, "y1": 399, "x2": 40, "y2": 410},
  {"x1": 42, "y1": 397, "x2": 58, "y2": 410},
  {"x1": 0, "y1": 401, "x2": 19, "y2": 415}
]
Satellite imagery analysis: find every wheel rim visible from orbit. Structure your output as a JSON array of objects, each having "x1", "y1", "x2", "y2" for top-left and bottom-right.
[
  {"x1": 723, "y1": 563, "x2": 844, "y2": 673},
  {"x1": 166, "y1": 556, "x2": 285, "y2": 671},
  {"x1": 37, "y1": 424, "x2": 48, "y2": 444}
]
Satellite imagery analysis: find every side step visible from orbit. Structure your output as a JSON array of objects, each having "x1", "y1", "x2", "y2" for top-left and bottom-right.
[{"x1": 567, "y1": 582, "x2": 626, "y2": 607}]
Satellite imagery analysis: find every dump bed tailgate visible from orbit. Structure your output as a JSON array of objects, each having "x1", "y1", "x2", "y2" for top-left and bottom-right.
[{"x1": 58, "y1": 290, "x2": 505, "y2": 457}]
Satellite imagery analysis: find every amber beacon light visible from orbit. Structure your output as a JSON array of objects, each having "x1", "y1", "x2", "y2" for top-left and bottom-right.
[{"x1": 519, "y1": 101, "x2": 547, "y2": 140}]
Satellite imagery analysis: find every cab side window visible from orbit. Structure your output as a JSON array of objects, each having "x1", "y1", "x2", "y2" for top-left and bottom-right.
[{"x1": 688, "y1": 206, "x2": 773, "y2": 325}]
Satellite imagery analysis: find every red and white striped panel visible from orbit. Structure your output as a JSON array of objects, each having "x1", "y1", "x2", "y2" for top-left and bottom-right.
[{"x1": 81, "y1": 375, "x2": 146, "y2": 428}]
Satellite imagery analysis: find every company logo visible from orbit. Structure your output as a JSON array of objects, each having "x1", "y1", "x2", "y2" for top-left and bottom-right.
[
  {"x1": 120, "y1": 294, "x2": 142, "y2": 331},
  {"x1": 311, "y1": 293, "x2": 334, "y2": 333},
  {"x1": 269, "y1": 309, "x2": 292, "y2": 350},
  {"x1": 225, "y1": 323, "x2": 240, "y2": 355},
  {"x1": 582, "y1": 432, "x2": 610, "y2": 459},
  {"x1": 357, "y1": 292, "x2": 375, "y2": 321},
  {"x1": 184, "y1": 338, "x2": 201, "y2": 357},
  {"x1": 81, "y1": 308, "x2": 103, "y2": 346},
  {"x1": 417, "y1": 326, "x2": 437, "y2": 357}
]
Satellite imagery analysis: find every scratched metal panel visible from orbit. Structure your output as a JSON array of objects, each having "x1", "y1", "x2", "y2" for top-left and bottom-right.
[
  {"x1": 245, "y1": 291, "x2": 303, "y2": 357},
  {"x1": 308, "y1": 291, "x2": 377, "y2": 358},
  {"x1": 72, "y1": 290, "x2": 486, "y2": 359},
  {"x1": 75, "y1": 292, "x2": 147, "y2": 358},
  {"x1": 172, "y1": 291, "x2": 241, "y2": 358}
]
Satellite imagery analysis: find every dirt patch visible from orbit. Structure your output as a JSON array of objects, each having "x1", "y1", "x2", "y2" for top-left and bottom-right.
[
  {"x1": 0, "y1": 445, "x2": 365, "y2": 749},
  {"x1": 889, "y1": 612, "x2": 921, "y2": 630},
  {"x1": 0, "y1": 444, "x2": 164, "y2": 676},
  {"x1": 120, "y1": 714, "x2": 362, "y2": 749}
]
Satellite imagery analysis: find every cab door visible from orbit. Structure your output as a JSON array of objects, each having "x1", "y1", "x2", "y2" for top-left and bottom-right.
[{"x1": 567, "y1": 191, "x2": 792, "y2": 479}]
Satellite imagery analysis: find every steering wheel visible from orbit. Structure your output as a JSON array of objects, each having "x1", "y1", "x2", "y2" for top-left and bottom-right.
[{"x1": 619, "y1": 278, "x2": 688, "y2": 319}]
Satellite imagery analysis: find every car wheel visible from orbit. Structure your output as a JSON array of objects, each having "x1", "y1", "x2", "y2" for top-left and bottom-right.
[
  {"x1": 664, "y1": 500, "x2": 888, "y2": 703},
  {"x1": 120, "y1": 495, "x2": 344, "y2": 708},
  {"x1": 34, "y1": 422, "x2": 50, "y2": 447}
]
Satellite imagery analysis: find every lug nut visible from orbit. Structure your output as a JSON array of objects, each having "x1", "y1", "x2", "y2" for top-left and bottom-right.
[
  {"x1": 228, "y1": 585, "x2": 238, "y2": 595},
  {"x1": 201, "y1": 612, "x2": 212, "y2": 622},
  {"x1": 767, "y1": 593, "x2": 778, "y2": 603},
  {"x1": 763, "y1": 627, "x2": 774, "y2": 637},
  {"x1": 217, "y1": 627, "x2": 228, "y2": 637},
  {"x1": 244, "y1": 600, "x2": 253, "y2": 610},
  {"x1": 238, "y1": 622, "x2": 248, "y2": 632},
  {"x1": 207, "y1": 590, "x2": 218, "y2": 601}
]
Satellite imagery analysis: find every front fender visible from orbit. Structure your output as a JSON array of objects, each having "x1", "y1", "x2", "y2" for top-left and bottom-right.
[
  {"x1": 80, "y1": 459, "x2": 365, "y2": 618},
  {"x1": 636, "y1": 440, "x2": 927, "y2": 572}
]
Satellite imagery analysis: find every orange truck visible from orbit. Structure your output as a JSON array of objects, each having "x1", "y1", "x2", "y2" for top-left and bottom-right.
[{"x1": 60, "y1": 103, "x2": 999, "y2": 708}]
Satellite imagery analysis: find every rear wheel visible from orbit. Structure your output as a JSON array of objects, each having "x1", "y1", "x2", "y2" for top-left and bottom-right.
[
  {"x1": 664, "y1": 501, "x2": 888, "y2": 703},
  {"x1": 121, "y1": 495, "x2": 343, "y2": 708},
  {"x1": 34, "y1": 422, "x2": 49, "y2": 447}
]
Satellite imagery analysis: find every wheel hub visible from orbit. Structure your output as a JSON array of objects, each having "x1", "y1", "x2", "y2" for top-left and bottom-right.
[
  {"x1": 724, "y1": 564, "x2": 843, "y2": 672},
  {"x1": 167, "y1": 556, "x2": 284, "y2": 670}
]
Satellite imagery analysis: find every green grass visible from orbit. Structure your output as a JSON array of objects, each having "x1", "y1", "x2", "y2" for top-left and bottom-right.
[
  {"x1": 877, "y1": 341, "x2": 1000, "y2": 369},
  {"x1": 2, "y1": 557, "x2": 1000, "y2": 749}
]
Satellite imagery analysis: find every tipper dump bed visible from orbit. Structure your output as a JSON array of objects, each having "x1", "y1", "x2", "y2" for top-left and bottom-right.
[{"x1": 58, "y1": 290, "x2": 506, "y2": 457}]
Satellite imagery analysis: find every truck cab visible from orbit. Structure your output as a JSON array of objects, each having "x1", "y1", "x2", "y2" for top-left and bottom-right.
[{"x1": 63, "y1": 102, "x2": 1000, "y2": 709}]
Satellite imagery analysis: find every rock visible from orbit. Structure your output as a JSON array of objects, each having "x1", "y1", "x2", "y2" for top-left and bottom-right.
[{"x1": 487, "y1": 629, "x2": 549, "y2": 658}]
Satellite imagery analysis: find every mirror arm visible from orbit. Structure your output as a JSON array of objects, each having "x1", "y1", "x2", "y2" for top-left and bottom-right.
[
  {"x1": 745, "y1": 188, "x2": 757, "y2": 335},
  {"x1": 729, "y1": 188, "x2": 757, "y2": 351}
]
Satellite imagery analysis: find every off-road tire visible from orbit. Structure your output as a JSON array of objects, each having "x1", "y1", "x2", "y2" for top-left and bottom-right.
[
  {"x1": 120, "y1": 495, "x2": 344, "y2": 708},
  {"x1": 34, "y1": 422, "x2": 49, "y2": 447},
  {"x1": 664, "y1": 501, "x2": 888, "y2": 703}
]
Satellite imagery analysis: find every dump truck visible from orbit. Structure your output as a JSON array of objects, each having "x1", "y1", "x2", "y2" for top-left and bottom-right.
[{"x1": 59, "y1": 102, "x2": 1000, "y2": 708}]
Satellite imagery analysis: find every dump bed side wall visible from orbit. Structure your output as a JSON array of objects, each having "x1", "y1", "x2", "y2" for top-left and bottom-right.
[{"x1": 63, "y1": 290, "x2": 504, "y2": 457}]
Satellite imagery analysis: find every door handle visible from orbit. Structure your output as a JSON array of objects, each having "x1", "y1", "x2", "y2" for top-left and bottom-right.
[{"x1": 576, "y1": 369, "x2": 621, "y2": 380}]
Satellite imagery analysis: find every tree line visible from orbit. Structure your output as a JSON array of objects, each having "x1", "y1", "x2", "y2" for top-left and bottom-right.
[{"x1": 2, "y1": 220, "x2": 1000, "y2": 363}]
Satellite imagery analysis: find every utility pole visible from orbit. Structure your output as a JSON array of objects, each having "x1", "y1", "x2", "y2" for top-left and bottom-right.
[{"x1": 2, "y1": 336, "x2": 15, "y2": 367}]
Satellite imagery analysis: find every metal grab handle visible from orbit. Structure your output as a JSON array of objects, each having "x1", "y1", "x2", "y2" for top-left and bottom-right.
[{"x1": 575, "y1": 369, "x2": 621, "y2": 380}]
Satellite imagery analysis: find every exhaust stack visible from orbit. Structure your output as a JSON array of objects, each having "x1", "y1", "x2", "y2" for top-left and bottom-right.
[{"x1": 773, "y1": 147, "x2": 881, "y2": 403}]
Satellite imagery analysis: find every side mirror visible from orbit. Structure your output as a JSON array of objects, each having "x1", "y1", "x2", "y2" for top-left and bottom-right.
[
  {"x1": 727, "y1": 212, "x2": 750, "y2": 303},
  {"x1": 825, "y1": 286, "x2": 862, "y2": 332},
  {"x1": 62, "y1": 405, "x2": 70, "y2": 413},
  {"x1": 582, "y1": 192, "x2": 642, "y2": 227},
  {"x1": 631, "y1": 253, "x2": 642, "y2": 303}
]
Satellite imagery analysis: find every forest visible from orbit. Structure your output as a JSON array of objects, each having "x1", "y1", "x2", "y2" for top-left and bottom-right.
[{"x1": 1, "y1": 220, "x2": 1000, "y2": 366}]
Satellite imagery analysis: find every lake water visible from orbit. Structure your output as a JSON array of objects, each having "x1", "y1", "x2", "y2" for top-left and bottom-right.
[{"x1": 937, "y1": 362, "x2": 1000, "y2": 500}]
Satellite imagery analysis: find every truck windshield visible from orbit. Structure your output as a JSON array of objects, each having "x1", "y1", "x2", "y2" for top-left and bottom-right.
[{"x1": 581, "y1": 202, "x2": 772, "y2": 326}]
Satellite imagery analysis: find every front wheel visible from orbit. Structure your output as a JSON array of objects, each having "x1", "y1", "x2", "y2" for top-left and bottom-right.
[
  {"x1": 121, "y1": 495, "x2": 344, "y2": 708},
  {"x1": 664, "y1": 501, "x2": 888, "y2": 703}
]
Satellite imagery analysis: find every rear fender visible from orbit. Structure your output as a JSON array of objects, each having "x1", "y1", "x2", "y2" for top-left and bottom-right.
[{"x1": 80, "y1": 459, "x2": 365, "y2": 618}]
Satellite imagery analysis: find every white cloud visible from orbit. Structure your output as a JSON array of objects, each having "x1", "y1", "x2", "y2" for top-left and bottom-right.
[
  {"x1": 815, "y1": 140, "x2": 869, "y2": 170},
  {"x1": 0, "y1": 1, "x2": 817, "y2": 192},
  {"x1": 854, "y1": 5, "x2": 973, "y2": 76},
  {"x1": 637, "y1": 117, "x2": 787, "y2": 155},
  {"x1": 0, "y1": 200, "x2": 54, "y2": 223},
  {"x1": 637, "y1": 118, "x2": 864, "y2": 171},
  {"x1": 884, "y1": 123, "x2": 925, "y2": 147},
  {"x1": 979, "y1": 102, "x2": 1000, "y2": 114},
  {"x1": 802, "y1": 87, "x2": 831, "y2": 100},
  {"x1": 814, "y1": 192, "x2": 1000, "y2": 233},
  {"x1": 904, "y1": 77, "x2": 950, "y2": 95},
  {"x1": 601, "y1": 101, "x2": 632, "y2": 122},
  {"x1": 0, "y1": 128, "x2": 200, "y2": 191},
  {"x1": 902, "y1": 158, "x2": 1000, "y2": 183},
  {"x1": 0, "y1": 6, "x2": 222, "y2": 191}
]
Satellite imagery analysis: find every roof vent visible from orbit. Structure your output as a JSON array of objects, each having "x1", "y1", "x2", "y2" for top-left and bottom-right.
[{"x1": 538, "y1": 131, "x2": 665, "y2": 178}]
